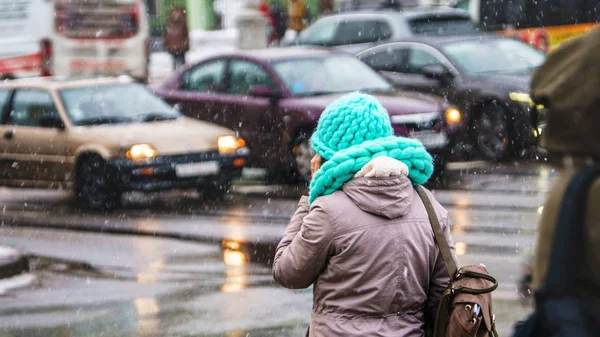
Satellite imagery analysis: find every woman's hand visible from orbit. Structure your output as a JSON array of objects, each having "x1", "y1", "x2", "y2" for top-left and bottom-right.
[{"x1": 310, "y1": 154, "x2": 323, "y2": 179}]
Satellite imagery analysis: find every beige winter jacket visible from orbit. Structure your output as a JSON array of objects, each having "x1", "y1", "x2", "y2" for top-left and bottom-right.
[{"x1": 273, "y1": 157, "x2": 457, "y2": 337}]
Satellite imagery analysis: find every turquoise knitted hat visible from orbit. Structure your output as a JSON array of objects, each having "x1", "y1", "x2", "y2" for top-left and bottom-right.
[
  {"x1": 309, "y1": 93, "x2": 434, "y2": 204},
  {"x1": 311, "y1": 93, "x2": 394, "y2": 160}
]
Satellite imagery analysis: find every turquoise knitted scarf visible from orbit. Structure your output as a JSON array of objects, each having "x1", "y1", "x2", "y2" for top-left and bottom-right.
[{"x1": 309, "y1": 136, "x2": 433, "y2": 204}]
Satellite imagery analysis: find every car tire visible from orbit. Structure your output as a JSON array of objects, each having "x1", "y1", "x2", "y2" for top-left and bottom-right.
[
  {"x1": 430, "y1": 156, "x2": 447, "y2": 182},
  {"x1": 473, "y1": 101, "x2": 512, "y2": 161},
  {"x1": 266, "y1": 130, "x2": 314, "y2": 185},
  {"x1": 198, "y1": 180, "x2": 231, "y2": 200},
  {"x1": 75, "y1": 156, "x2": 121, "y2": 210}
]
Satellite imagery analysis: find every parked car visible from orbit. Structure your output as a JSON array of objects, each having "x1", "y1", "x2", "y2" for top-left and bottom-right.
[
  {"x1": 152, "y1": 47, "x2": 463, "y2": 183},
  {"x1": 335, "y1": 0, "x2": 463, "y2": 11},
  {"x1": 282, "y1": 7, "x2": 479, "y2": 54},
  {"x1": 0, "y1": 77, "x2": 248, "y2": 209},
  {"x1": 357, "y1": 35, "x2": 547, "y2": 161}
]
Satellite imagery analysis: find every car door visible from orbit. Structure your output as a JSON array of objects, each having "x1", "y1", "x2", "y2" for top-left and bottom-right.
[
  {"x1": 164, "y1": 59, "x2": 231, "y2": 127},
  {"x1": 223, "y1": 58, "x2": 283, "y2": 164},
  {"x1": 0, "y1": 88, "x2": 69, "y2": 186},
  {"x1": 333, "y1": 19, "x2": 393, "y2": 54}
]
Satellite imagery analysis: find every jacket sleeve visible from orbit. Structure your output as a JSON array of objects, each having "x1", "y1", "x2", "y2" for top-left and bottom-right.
[
  {"x1": 426, "y1": 217, "x2": 458, "y2": 312},
  {"x1": 272, "y1": 196, "x2": 333, "y2": 289}
]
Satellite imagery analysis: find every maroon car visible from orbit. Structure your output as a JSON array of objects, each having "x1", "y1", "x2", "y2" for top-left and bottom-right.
[{"x1": 153, "y1": 48, "x2": 462, "y2": 182}]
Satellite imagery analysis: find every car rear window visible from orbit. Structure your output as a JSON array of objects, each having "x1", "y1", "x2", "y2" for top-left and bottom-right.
[{"x1": 409, "y1": 17, "x2": 479, "y2": 36}]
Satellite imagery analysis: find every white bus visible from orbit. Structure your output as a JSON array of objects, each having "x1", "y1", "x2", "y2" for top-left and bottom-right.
[{"x1": 0, "y1": 0, "x2": 149, "y2": 81}]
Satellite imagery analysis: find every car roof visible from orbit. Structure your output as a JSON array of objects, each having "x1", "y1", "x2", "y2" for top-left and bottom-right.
[
  {"x1": 0, "y1": 76, "x2": 135, "y2": 90},
  {"x1": 202, "y1": 47, "x2": 343, "y2": 62},
  {"x1": 321, "y1": 6, "x2": 471, "y2": 22},
  {"x1": 382, "y1": 34, "x2": 505, "y2": 48}
]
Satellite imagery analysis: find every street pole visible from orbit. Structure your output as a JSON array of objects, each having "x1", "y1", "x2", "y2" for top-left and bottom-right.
[
  {"x1": 235, "y1": 0, "x2": 268, "y2": 49},
  {"x1": 186, "y1": 0, "x2": 215, "y2": 31}
]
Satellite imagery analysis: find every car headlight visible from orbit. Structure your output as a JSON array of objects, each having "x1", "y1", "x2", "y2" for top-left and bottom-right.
[
  {"x1": 445, "y1": 108, "x2": 461, "y2": 125},
  {"x1": 509, "y1": 92, "x2": 545, "y2": 109},
  {"x1": 218, "y1": 135, "x2": 246, "y2": 154},
  {"x1": 126, "y1": 144, "x2": 158, "y2": 160}
]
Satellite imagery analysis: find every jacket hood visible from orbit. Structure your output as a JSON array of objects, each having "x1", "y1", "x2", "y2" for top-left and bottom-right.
[
  {"x1": 342, "y1": 156, "x2": 414, "y2": 219},
  {"x1": 342, "y1": 176, "x2": 414, "y2": 219}
]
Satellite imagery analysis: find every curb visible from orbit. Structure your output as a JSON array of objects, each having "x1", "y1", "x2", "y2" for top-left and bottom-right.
[{"x1": 0, "y1": 246, "x2": 29, "y2": 280}]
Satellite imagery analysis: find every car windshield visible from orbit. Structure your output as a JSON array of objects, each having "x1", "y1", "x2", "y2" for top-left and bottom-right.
[
  {"x1": 441, "y1": 38, "x2": 546, "y2": 74},
  {"x1": 409, "y1": 17, "x2": 480, "y2": 36},
  {"x1": 272, "y1": 55, "x2": 393, "y2": 96},
  {"x1": 60, "y1": 83, "x2": 179, "y2": 126}
]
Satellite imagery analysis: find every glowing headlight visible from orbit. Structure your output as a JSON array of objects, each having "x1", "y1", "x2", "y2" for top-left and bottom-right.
[
  {"x1": 126, "y1": 144, "x2": 158, "y2": 160},
  {"x1": 218, "y1": 135, "x2": 246, "y2": 154},
  {"x1": 509, "y1": 92, "x2": 545, "y2": 110},
  {"x1": 445, "y1": 108, "x2": 461, "y2": 124}
]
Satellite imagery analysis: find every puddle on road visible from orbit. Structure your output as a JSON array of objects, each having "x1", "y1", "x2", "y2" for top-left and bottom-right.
[{"x1": 2, "y1": 239, "x2": 287, "y2": 337}]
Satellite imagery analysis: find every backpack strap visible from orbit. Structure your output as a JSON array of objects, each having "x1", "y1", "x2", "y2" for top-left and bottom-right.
[
  {"x1": 540, "y1": 166, "x2": 600, "y2": 297},
  {"x1": 416, "y1": 186, "x2": 458, "y2": 281}
]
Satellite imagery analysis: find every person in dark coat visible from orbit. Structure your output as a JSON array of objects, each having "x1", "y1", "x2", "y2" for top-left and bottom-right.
[
  {"x1": 270, "y1": 1, "x2": 289, "y2": 42},
  {"x1": 163, "y1": 7, "x2": 189, "y2": 70},
  {"x1": 530, "y1": 27, "x2": 600, "y2": 328}
]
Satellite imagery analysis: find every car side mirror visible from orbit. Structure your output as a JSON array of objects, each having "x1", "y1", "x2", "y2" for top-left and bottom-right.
[
  {"x1": 39, "y1": 113, "x2": 65, "y2": 129},
  {"x1": 249, "y1": 85, "x2": 282, "y2": 100},
  {"x1": 421, "y1": 64, "x2": 452, "y2": 83}
]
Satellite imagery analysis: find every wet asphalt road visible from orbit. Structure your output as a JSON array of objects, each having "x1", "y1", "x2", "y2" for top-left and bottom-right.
[{"x1": 0, "y1": 161, "x2": 550, "y2": 337}]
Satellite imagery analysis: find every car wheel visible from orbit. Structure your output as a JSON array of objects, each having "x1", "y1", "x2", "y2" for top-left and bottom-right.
[
  {"x1": 75, "y1": 156, "x2": 121, "y2": 210},
  {"x1": 293, "y1": 135, "x2": 315, "y2": 183},
  {"x1": 474, "y1": 102, "x2": 512, "y2": 161},
  {"x1": 430, "y1": 156, "x2": 447, "y2": 182},
  {"x1": 198, "y1": 180, "x2": 231, "y2": 200}
]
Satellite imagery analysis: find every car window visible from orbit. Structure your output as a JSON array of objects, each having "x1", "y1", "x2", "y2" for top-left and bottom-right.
[
  {"x1": 60, "y1": 83, "x2": 178, "y2": 126},
  {"x1": 227, "y1": 60, "x2": 276, "y2": 96},
  {"x1": 334, "y1": 20, "x2": 393, "y2": 45},
  {"x1": 297, "y1": 19, "x2": 339, "y2": 46},
  {"x1": 182, "y1": 60, "x2": 226, "y2": 93},
  {"x1": 408, "y1": 48, "x2": 445, "y2": 74},
  {"x1": 442, "y1": 38, "x2": 545, "y2": 74},
  {"x1": 409, "y1": 17, "x2": 479, "y2": 36},
  {"x1": 361, "y1": 47, "x2": 409, "y2": 72},
  {"x1": 7, "y1": 90, "x2": 60, "y2": 128},
  {"x1": 0, "y1": 89, "x2": 11, "y2": 121},
  {"x1": 272, "y1": 55, "x2": 392, "y2": 96}
]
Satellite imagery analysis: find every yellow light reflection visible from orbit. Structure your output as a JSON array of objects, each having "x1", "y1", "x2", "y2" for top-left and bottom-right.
[
  {"x1": 134, "y1": 297, "x2": 160, "y2": 336},
  {"x1": 455, "y1": 197, "x2": 471, "y2": 209},
  {"x1": 221, "y1": 254, "x2": 247, "y2": 293},
  {"x1": 136, "y1": 259, "x2": 165, "y2": 284},
  {"x1": 221, "y1": 282, "x2": 245, "y2": 293},
  {"x1": 453, "y1": 225, "x2": 465, "y2": 235},
  {"x1": 455, "y1": 242, "x2": 467, "y2": 256},
  {"x1": 537, "y1": 206, "x2": 544, "y2": 215},
  {"x1": 223, "y1": 249, "x2": 246, "y2": 266}
]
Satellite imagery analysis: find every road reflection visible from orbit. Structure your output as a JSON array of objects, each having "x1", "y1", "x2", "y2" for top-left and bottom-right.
[
  {"x1": 134, "y1": 298, "x2": 161, "y2": 336},
  {"x1": 221, "y1": 240, "x2": 248, "y2": 293},
  {"x1": 455, "y1": 242, "x2": 467, "y2": 256}
]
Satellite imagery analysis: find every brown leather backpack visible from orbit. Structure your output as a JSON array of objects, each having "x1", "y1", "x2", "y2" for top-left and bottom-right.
[{"x1": 417, "y1": 187, "x2": 500, "y2": 337}]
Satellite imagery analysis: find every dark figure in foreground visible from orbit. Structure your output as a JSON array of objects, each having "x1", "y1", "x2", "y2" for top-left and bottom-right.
[{"x1": 512, "y1": 27, "x2": 600, "y2": 336}]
